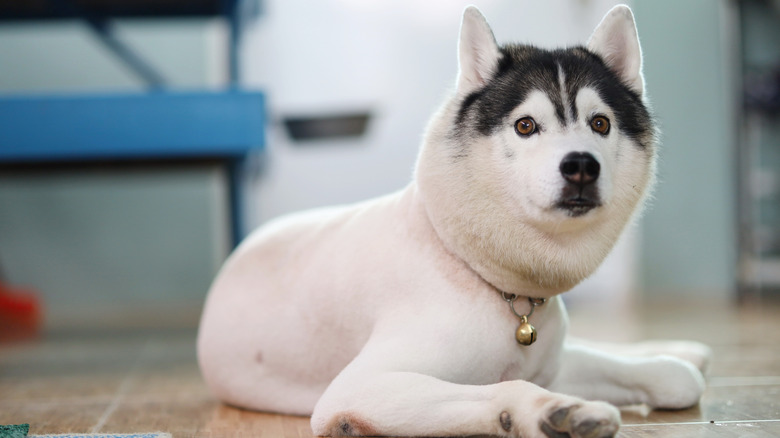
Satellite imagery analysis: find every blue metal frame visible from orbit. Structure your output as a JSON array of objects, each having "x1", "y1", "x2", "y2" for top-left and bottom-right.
[
  {"x1": 0, "y1": 91, "x2": 265, "y2": 244},
  {"x1": 0, "y1": 1, "x2": 263, "y2": 246}
]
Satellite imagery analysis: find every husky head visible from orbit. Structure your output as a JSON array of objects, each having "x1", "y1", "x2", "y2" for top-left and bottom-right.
[{"x1": 416, "y1": 5, "x2": 657, "y2": 297}]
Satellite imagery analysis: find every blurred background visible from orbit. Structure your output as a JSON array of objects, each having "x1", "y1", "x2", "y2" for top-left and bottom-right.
[{"x1": 0, "y1": 0, "x2": 778, "y2": 333}]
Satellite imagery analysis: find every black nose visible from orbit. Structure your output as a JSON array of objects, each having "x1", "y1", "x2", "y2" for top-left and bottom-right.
[{"x1": 560, "y1": 152, "x2": 600, "y2": 186}]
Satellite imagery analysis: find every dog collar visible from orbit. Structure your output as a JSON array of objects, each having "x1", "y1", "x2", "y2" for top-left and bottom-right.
[{"x1": 500, "y1": 292, "x2": 546, "y2": 346}]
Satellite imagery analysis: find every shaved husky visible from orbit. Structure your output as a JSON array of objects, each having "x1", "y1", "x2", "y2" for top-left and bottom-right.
[{"x1": 198, "y1": 5, "x2": 711, "y2": 437}]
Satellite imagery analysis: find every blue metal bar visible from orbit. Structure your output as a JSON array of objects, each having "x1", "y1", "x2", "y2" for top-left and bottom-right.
[
  {"x1": 85, "y1": 17, "x2": 168, "y2": 89},
  {"x1": 222, "y1": 0, "x2": 262, "y2": 87},
  {"x1": 223, "y1": 0, "x2": 241, "y2": 86},
  {"x1": 0, "y1": 91, "x2": 265, "y2": 163},
  {"x1": 228, "y1": 158, "x2": 246, "y2": 246}
]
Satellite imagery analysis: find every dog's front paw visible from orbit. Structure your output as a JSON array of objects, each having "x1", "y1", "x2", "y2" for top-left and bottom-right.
[
  {"x1": 642, "y1": 355, "x2": 706, "y2": 409},
  {"x1": 539, "y1": 400, "x2": 620, "y2": 438}
]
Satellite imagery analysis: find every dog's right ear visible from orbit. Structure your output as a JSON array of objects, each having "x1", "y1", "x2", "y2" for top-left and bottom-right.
[{"x1": 456, "y1": 6, "x2": 500, "y2": 95}]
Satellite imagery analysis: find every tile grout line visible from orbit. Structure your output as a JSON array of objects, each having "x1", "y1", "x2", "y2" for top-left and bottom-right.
[
  {"x1": 90, "y1": 340, "x2": 154, "y2": 434},
  {"x1": 622, "y1": 419, "x2": 780, "y2": 427},
  {"x1": 89, "y1": 374, "x2": 135, "y2": 434}
]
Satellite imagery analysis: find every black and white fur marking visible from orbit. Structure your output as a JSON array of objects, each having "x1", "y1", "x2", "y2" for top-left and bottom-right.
[{"x1": 456, "y1": 45, "x2": 655, "y2": 148}]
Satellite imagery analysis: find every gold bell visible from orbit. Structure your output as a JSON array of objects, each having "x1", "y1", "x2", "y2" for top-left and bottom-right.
[{"x1": 515, "y1": 316, "x2": 537, "y2": 345}]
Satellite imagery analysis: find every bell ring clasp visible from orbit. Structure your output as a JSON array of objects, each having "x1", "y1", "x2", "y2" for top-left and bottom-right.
[{"x1": 502, "y1": 292, "x2": 545, "y2": 346}]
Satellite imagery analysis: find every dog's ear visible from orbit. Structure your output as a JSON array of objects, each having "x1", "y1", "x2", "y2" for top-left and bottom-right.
[
  {"x1": 457, "y1": 6, "x2": 500, "y2": 95},
  {"x1": 587, "y1": 5, "x2": 644, "y2": 95}
]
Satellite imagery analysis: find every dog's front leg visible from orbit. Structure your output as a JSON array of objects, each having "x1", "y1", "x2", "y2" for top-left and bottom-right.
[
  {"x1": 568, "y1": 337, "x2": 712, "y2": 373},
  {"x1": 549, "y1": 342, "x2": 706, "y2": 410},
  {"x1": 311, "y1": 367, "x2": 620, "y2": 437}
]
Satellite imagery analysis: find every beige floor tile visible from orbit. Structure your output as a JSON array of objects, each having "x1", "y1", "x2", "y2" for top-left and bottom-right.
[
  {"x1": 621, "y1": 384, "x2": 780, "y2": 425},
  {"x1": 620, "y1": 420, "x2": 780, "y2": 437},
  {"x1": 0, "y1": 401, "x2": 109, "y2": 435}
]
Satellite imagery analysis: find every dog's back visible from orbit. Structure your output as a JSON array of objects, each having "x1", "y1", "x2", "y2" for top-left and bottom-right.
[{"x1": 198, "y1": 187, "x2": 450, "y2": 414}]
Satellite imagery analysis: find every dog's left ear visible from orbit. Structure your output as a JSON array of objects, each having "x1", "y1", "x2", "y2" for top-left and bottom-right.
[
  {"x1": 588, "y1": 5, "x2": 644, "y2": 96},
  {"x1": 456, "y1": 6, "x2": 500, "y2": 95}
]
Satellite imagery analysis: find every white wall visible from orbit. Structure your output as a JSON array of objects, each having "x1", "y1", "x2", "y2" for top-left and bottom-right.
[{"x1": 0, "y1": 168, "x2": 230, "y2": 328}]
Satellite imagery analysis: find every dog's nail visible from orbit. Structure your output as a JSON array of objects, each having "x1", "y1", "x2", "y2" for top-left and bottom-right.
[
  {"x1": 541, "y1": 421, "x2": 572, "y2": 438},
  {"x1": 573, "y1": 419, "x2": 600, "y2": 437},
  {"x1": 549, "y1": 406, "x2": 572, "y2": 428}
]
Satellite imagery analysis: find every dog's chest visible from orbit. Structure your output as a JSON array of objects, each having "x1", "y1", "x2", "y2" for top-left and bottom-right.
[{"x1": 403, "y1": 295, "x2": 565, "y2": 387}]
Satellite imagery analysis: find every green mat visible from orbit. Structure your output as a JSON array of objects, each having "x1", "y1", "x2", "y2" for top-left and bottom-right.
[
  {"x1": 0, "y1": 424, "x2": 29, "y2": 438},
  {"x1": 0, "y1": 427, "x2": 170, "y2": 438}
]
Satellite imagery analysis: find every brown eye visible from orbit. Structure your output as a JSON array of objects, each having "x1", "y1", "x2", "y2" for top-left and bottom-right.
[
  {"x1": 515, "y1": 117, "x2": 537, "y2": 136},
  {"x1": 590, "y1": 115, "x2": 610, "y2": 135}
]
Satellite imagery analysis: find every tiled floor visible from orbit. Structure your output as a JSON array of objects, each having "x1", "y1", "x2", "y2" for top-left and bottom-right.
[{"x1": 1, "y1": 300, "x2": 779, "y2": 437}]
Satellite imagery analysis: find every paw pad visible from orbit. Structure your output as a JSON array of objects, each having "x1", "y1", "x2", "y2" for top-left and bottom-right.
[
  {"x1": 541, "y1": 403, "x2": 619, "y2": 438},
  {"x1": 499, "y1": 411, "x2": 512, "y2": 432}
]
